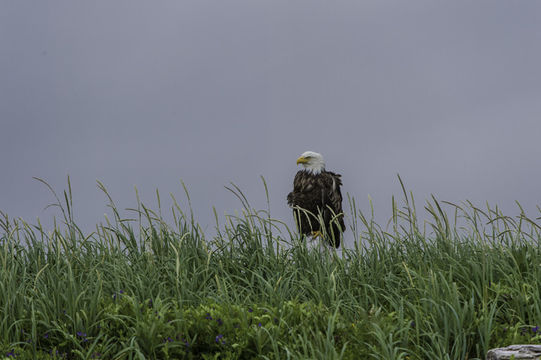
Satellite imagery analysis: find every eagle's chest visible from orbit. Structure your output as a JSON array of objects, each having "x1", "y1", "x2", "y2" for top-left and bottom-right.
[{"x1": 295, "y1": 179, "x2": 326, "y2": 206}]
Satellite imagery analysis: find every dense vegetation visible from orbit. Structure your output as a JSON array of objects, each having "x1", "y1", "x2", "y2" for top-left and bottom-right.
[{"x1": 1, "y1": 178, "x2": 541, "y2": 359}]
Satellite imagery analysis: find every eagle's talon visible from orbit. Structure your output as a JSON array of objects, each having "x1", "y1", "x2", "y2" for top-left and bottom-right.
[{"x1": 311, "y1": 231, "x2": 323, "y2": 239}]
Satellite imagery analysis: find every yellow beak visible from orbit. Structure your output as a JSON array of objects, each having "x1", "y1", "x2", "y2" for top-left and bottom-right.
[{"x1": 296, "y1": 156, "x2": 308, "y2": 165}]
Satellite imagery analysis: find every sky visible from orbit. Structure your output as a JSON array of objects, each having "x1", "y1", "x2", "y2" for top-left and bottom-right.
[{"x1": 1, "y1": 1, "x2": 540, "y2": 247}]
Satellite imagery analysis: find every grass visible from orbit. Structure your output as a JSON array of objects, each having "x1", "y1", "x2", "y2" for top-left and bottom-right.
[{"x1": 1, "y1": 176, "x2": 541, "y2": 359}]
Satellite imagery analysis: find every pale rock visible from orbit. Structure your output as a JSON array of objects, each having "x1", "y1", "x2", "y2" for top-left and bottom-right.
[{"x1": 486, "y1": 345, "x2": 541, "y2": 360}]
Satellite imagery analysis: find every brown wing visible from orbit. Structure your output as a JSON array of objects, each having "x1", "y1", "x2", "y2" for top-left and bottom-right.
[
  {"x1": 321, "y1": 171, "x2": 345, "y2": 247},
  {"x1": 288, "y1": 171, "x2": 319, "y2": 212},
  {"x1": 322, "y1": 171, "x2": 344, "y2": 221}
]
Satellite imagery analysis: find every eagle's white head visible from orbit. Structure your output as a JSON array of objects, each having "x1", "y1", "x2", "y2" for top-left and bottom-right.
[{"x1": 296, "y1": 151, "x2": 325, "y2": 174}]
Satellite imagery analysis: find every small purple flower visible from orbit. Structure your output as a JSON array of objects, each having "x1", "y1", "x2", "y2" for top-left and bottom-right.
[
  {"x1": 112, "y1": 290, "x2": 124, "y2": 300},
  {"x1": 166, "y1": 336, "x2": 173, "y2": 343},
  {"x1": 248, "y1": 308, "x2": 253, "y2": 313},
  {"x1": 533, "y1": 326, "x2": 539, "y2": 334},
  {"x1": 216, "y1": 318, "x2": 223, "y2": 326},
  {"x1": 205, "y1": 312, "x2": 212, "y2": 320},
  {"x1": 178, "y1": 335, "x2": 189, "y2": 347},
  {"x1": 77, "y1": 331, "x2": 88, "y2": 342},
  {"x1": 410, "y1": 321, "x2": 416, "y2": 328},
  {"x1": 258, "y1": 322, "x2": 262, "y2": 327},
  {"x1": 44, "y1": 333, "x2": 49, "y2": 339},
  {"x1": 215, "y1": 334, "x2": 226, "y2": 345},
  {"x1": 6, "y1": 350, "x2": 16, "y2": 358}
]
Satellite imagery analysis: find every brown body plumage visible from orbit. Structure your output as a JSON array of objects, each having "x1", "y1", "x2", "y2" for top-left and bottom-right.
[{"x1": 287, "y1": 153, "x2": 345, "y2": 248}]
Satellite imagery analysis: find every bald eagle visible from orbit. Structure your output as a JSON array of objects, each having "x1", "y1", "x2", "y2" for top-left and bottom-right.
[{"x1": 287, "y1": 151, "x2": 345, "y2": 248}]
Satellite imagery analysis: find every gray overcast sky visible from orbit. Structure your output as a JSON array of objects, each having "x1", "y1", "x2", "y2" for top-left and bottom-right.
[{"x1": 1, "y1": 1, "x2": 540, "y2": 246}]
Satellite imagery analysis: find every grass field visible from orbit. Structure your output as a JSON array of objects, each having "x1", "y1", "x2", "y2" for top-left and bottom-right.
[{"x1": 1, "y1": 178, "x2": 541, "y2": 359}]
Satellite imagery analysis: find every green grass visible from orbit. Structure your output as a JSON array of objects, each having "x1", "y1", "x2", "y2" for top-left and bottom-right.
[{"x1": 1, "y1": 177, "x2": 541, "y2": 359}]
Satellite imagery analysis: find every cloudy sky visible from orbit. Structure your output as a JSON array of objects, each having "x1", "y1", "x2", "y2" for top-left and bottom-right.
[{"x1": 1, "y1": 1, "x2": 540, "y2": 246}]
